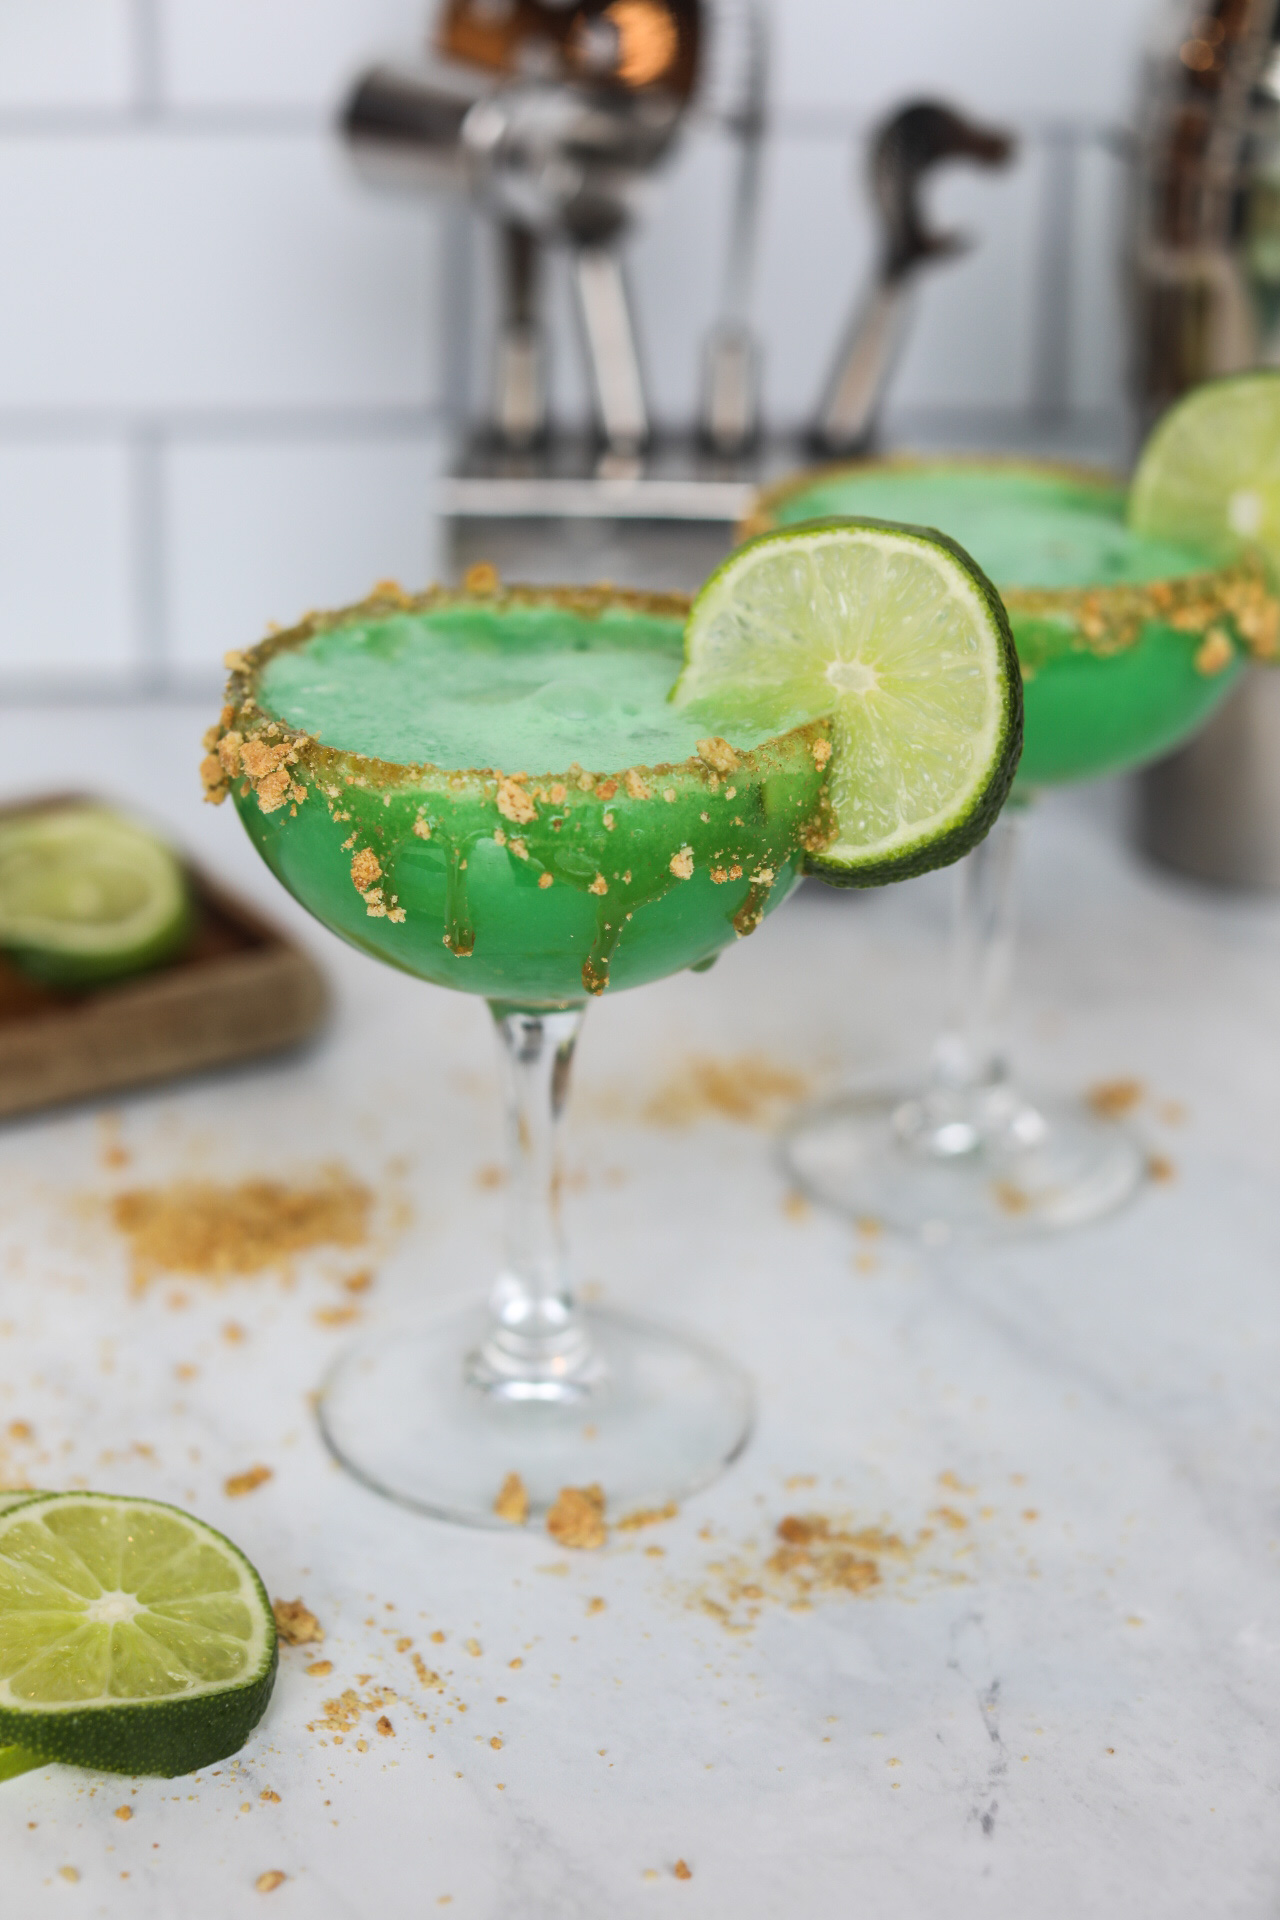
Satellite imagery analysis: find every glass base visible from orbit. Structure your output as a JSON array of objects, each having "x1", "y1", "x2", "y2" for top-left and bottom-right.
[
  {"x1": 318, "y1": 1304, "x2": 754, "y2": 1528},
  {"x1": 782, "y1": 1082, "x2": 1146, "y2": 1244}
]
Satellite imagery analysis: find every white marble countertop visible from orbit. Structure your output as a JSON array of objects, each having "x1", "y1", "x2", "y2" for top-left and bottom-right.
[{"x1": 2, "y1": 704, "x2": 1280, "y2": 1918}]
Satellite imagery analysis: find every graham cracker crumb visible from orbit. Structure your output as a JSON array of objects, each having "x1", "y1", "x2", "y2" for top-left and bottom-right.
[
  {"x1": 376, "y1": 1716, "x2": 394, "y2": 1737},
  {"x1": 646, "y1": 1055, "x2": 809, "y2": 1127},
  {"x1": 110, "y1": 1168, "x2": 372, "y2": 1285},
  {"x1": 586, "y1": 1596, "x2": 606, "y2": 1615},
  {"x1": 114, "y1": 1806, "x2": 132, "y2": 1822},
  {"x1": 696, "y1": 737, "x2": 739, "y2": 775},
  {"x1": 226, "y1": 1465, "x2": 273, "y2": 1499},
  {"x1": 617, "y1": 1502, "x2": 677, "y2": 1531},
  {"x1": 538, "y1": 872, "x2": 554, "y2": 889},
  {"x1": 464, "y1": 563, "x2": 500, "y2": 596},
  {"x1": 261, "y1": 1790, "x2": 280, "y2": 1803},
  {"x1": 414, "y1": 817, "x2": 432, "y2": 839},
  {"x1": 494, "y1": 1473, "x2": 529, "y2": 1525},
  {"x1": 1086, "y1": 1078, "x2": 1144, "y2": 1119},
  {"x1": 273, "y1": 1597, "x2": 324, "y2": 1646},
  {"x1": 1194, "y1": 628, "x2": 1235, "y2": 676},
  {"x1": 350, "y1": 848, "x2": 382, "y2": 893},
  {"x1": 623, "y1": 769, "x2": 651, "y2": 800},
  {"x1": 588, "y1": 874, "x2": 608, "y2": 895},
  {"x1": 306, "y1": 1661, "x2": 332, "y2": 1678},
  {"x1": 546, "y1": 1483, "x2": 607, "y2": 1550},
  {"x1": 1148, "y1": 1154, "x2": 1176, "y2": 1183},
  {"x1": 812, "y1": 738, "x2": 833, "y2": 769},
  {"x1": 669, "y1": 848, "x2": 695, "y2": 880},
  {"x1": 255, "y1": 1871, "x2": 286, "y2": 1893},
  {"x1": 496, "y1": 777, "x2": 537, "y2": 825},
  {"x1": 674, "y1": 1860, "x2": 692, "y2": 1880}
]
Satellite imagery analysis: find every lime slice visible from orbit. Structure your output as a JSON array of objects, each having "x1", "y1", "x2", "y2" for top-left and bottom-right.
[
  {"x1": 0, "y1": 1493, "x2": 43, "y2": 1517},
  {"x1": 0, "y1": 1493, "x2": 277, "y2": 1777},
  {"x1": 0, "y1": 807, "x2": 191, "y2": 988},
  {"x1": 674, "y1": 518, "x2": 1022, "y2": 884},
  {"x1": 1129, "y1": 372, "x2": 1280, "y2": 568}
]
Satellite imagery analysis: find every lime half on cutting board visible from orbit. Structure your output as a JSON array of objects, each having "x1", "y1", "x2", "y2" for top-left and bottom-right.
[
  {"x1": 0, "y1": 1493, "x2": 277, "y2": 1777},
  {"x1": 0, "y1": 807, "x2": 190, "y2": 987}
]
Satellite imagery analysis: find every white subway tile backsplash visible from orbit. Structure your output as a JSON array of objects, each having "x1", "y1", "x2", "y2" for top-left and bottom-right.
[
  {"x1": 774, "y1": 0, "x2": 1153, "y2": 124},
  {"x1": 0, "y1": 136, "x2": 439, "y2": 410},
  {"x1": 161, "y1": 0, "x2": 424, "y2": 111},
  {"x1": 0, "y1": 0, "x2": 135, "y2": 110},
  {"x1": 166, "y1": 433, "x2": 446, "y2": 675},
  {"x1": 0, "y1": 444, "x2": 134, "y2": 680},
  {"x1": 753, "y1": 134, "x2": 873, "y2": 425},
  {"x1": 1070, "y1": 141, "x2": 1129, "y2": 420},
  {"x1": 890, "y1": 153, "x2": 1042, "y2": 412}
]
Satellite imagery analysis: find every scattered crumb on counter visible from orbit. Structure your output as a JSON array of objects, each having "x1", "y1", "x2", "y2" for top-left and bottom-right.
[
  {"x1": 645, "y1": 1055, "x2": 809, "y2": 1128},
  {"x1": 226, "y1": 1465, "x2": 273, "y2": 1498},
  {"x1": 674, "y1": 1860, "x2": 692, "y2": 1880},
  {"x1": 110, "y1": 1168, "x2": 372, "y2": 1286},
  {"x1": 494, "y1": 1473, "x2": 529, "y2": 1526},
  {"x1": 255, "y1": 1870, "x2": 286, "y2": 1893},
  {"x1": 616, "y1": 1501, "x2": 677, "y2": 1532},
  {"x1": 273, "y1": 1598, "x2": 324, "y2": 1646},
  {"x1": 547, "y1": 1484, "x2": 607, "y2": 1550},
  {"x1": 1086, "y1": 1078, "x2": 1144, "y2": 1120}
]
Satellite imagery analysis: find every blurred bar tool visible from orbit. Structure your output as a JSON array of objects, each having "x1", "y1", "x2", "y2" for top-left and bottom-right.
[
  {"x1": 1130, "y1": 0, "x2": 1280, "y2": 434},
  {"x1": 699, "y1": 0, "x2": 768, "y2": 454},
  {"x1": 1132, "y1": 0, "x2": 1280, "y2": 888},
  {"x1": 345, "y1": 0, "x2": 701, "y2": 455},
  {"x1": 813, "y1": 101, "x2": 1014, "y2": 456}
]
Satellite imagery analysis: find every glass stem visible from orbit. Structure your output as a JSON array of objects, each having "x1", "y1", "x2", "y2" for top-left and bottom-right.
[
  {"x1": 469, "y1": 1005, "x2": 600, "y2": 1400},
  {"x1": 931, "y1": 813, "x2": 1021, "y2": 1099},
  {"x1": 894, "y1": 813, "x2": 1030, "y2": 1158}
]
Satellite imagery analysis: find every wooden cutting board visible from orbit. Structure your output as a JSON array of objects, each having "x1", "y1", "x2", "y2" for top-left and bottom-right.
[{"x1": 0, "y1": 797, "x2": 329, "y2": 1119}]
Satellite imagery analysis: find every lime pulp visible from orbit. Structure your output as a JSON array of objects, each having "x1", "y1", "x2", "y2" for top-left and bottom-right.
[
  {"x1": 0, "y1": 807, "x2": 190, "y2": 988},
  {"x1": 673, "y1": 517, "x2": 1023, "y2": 884},
  {"x1": 0, "y1": 1494, "x2": 277, "y2": 1777}
]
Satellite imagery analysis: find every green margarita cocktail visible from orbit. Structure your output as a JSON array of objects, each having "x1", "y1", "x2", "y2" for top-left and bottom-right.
[
  {"x1": 749, "y1": 451, "x2": 1279, "y2": 1242},
  {"x1": 204, "y1": 547, "x2": 1020, "y2": 1526},
  {"x1": 750, "y1": 460, "x2": 1274, "y2": 786},
  {"x1": 206, "y1": 586, "x2": 832, "y2": 1009}
]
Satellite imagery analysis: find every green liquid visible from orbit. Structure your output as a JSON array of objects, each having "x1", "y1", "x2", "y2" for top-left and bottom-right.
[
  {"x1": 259, "y1": 602, "x2": 782, "y2": 773},
  {"x1": 769, "y1": 462, "x2": 1246, "y2": 786},
  {"x1": 235, "y1": 596, "x2": 830, "y2": 1008}
]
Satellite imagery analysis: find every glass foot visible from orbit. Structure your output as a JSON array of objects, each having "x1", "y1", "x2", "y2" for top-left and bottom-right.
[
  {"x1": 318, "y1": 1304, "x2": 754, "y2": 1528},
  {"x1": 782, "y1": 1084, "x2": 1146, "y2": 1244}
]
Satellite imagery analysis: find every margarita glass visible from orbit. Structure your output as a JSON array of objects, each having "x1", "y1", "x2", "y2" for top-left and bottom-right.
[
  {"x1": 203, "y1": 582, "x2": 834, "y2": 1525},
  {"x1": 748, "y1": 459, "x2": 1276, "y2": 1239}
]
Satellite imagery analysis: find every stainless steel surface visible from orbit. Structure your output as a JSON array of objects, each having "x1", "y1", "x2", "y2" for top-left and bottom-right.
[
  {"x1": 699, "y1": 0, "x2": 768, "y2": 452},
  {"x1": 573, "y1": 244, "x2": 649, "y2": 451},
  {"x1": 1138, "y1": 667, "x2": 1280, "y2": 889},
  {"x1": 814, "y1": 100, "x2": 1015, "y2": 456},
  {"x1": 1130, "y1": 0, "x2": 1280, "y2": 433},
  {"x1": 1131, "y1": 0, "x2": 1280, "y2": 889}
]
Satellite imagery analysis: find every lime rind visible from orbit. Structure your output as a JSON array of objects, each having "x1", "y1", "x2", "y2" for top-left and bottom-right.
[
  {"x1": 1129, "y1": 371, "x2": 1280, "y2": 574},
  {"x1": 674, "y1": 517, "x2": 1022, "y2": 886},
  {"x1": 0, "y1": 1493, "x2": 277, "y2": 1778},
  {"x1": 0, "y1": 808, "x2": 191, "y2": 988}
]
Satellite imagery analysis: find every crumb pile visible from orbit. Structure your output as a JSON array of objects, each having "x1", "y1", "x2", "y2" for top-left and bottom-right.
[
  {"x1": 693, "y1": 1506, "x2": 965, "y2": 1631},
  {"x1": 645, "y1": 1054, "x2": 810, "y2": 1127},
  {"x1": 110, "y1": 1166, "x2": 372, "y2": 1284}
]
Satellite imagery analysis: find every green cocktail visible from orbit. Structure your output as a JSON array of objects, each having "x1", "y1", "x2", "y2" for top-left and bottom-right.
[
  {"x1": 749, "y1": 457, "x2": 1278, "y2": 1240},
  {"x1": 751, "y1": 459, "x2": 1269, "y2": 787},
  {"x1": 208, "y1": 585, "x2": 830, "y2": 1009},
  {"x1": 204, "y1": 548, "x2": 1019, "y2": 1523}
]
